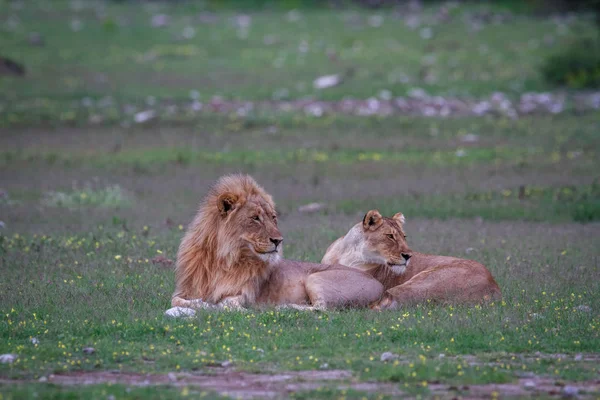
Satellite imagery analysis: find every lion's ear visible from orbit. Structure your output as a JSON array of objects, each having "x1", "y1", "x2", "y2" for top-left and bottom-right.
[
  {"x1": 363, "y1": 209, "x2": 383, "y2": 231},
  {"x1": 392, "y1": 212, "x2": 405, "y2": 225},
  {"x1": 217, "y1": 193, "x2": 239, "y2": 216}
]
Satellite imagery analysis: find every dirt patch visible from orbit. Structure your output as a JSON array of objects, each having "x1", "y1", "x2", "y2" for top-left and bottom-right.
[{"x1": 2, "y1": 369, "x2": 600, "y2": 399}]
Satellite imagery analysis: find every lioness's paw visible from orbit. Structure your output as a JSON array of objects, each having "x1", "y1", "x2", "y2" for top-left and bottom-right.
[{"x1": 164, "y1": 307, "x2": 196, "y2": 318}]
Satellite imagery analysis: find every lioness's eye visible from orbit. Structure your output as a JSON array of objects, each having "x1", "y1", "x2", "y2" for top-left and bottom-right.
[
  {"x1": 386, "y1": 234, "x2": 394, "y2": 239},
  {"x1": 252, "y1": 216, "x2": 260, "y2": 221}
]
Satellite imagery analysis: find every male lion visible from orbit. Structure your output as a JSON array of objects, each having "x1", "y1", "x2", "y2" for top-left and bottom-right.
[
  {"x1": 322, "y1": 210, "x2": 501, "y2": 309},
  {"x1": 170, "y1": 174, "x2": 383, "y2": 312}
]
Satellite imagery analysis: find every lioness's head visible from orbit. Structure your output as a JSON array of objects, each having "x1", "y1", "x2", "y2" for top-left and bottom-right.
[
  {"x1": 360, "y1": 210, "x2": 413, "y2": 274},
  {"x1": 322, "y1": 209, "x2": 413, "y2": 275},
  {"x1": 215, "y1": 184, "x2": 283, "y2": 265}
]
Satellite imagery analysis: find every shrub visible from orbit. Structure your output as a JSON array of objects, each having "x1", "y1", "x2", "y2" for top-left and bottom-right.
[
  {"x1": 542, "y1": 37, "x2": 600, "y2": 89},
  {"x1": 43, "y1": 184, "x2": 131, "y2": 209}
]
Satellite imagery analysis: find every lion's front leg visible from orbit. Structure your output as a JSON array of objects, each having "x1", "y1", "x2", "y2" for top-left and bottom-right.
[
  {"x1": 218, "y1": 295, "x2": 247, "y2": 311},
  {"x1": 171, "y1": 296, "x2": 218, "y2": 309}
]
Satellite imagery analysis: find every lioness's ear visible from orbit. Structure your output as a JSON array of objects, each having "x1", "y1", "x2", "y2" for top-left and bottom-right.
[
  {"x1": 363, "y1": 209, "x2": 383, "y2": 231},
  {"x1": 217, "y1": 193, "x2": 239, "y2": 216},
  {"x1": 393, "y1": 212, "x2": 406, "y2": 225}
]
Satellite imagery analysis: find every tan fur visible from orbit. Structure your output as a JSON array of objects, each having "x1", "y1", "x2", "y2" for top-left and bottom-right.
[
  {"x1": 172, "y1": 175, "x2": 383, "y2": 310},
  {"x1": 172, "y1": 174, "x2": 282, "y2": 305},
  {"x1": 322, "y1": 210, "x2": 501, "y2": 309}
]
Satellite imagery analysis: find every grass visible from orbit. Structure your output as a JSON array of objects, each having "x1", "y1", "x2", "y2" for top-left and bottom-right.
[
  {"x1": 42, "y1": 183, "x2": 130, "y2": 209},
  {"x1": 0, "y1": 0, "x2": 598, "y2": 125},
  {"x1": 1, "y1": 1, "x2": 600, "y2": 398}
]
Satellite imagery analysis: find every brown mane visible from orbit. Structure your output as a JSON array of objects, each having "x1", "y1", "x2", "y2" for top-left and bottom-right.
[{"x1": 172, "y1": 174, "x2": 275, "y2": 304}]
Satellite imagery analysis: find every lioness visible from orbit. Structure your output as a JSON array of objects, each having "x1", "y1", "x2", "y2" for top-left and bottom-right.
[
  {"x1": 170, "y1": 174, "x2": 383, "y2": 312},
  {"x1": 322, "y1": 210, "x2": 501, "y2": 309}
]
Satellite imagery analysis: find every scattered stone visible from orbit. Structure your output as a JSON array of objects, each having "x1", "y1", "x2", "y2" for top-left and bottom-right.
[
  {"x1": 0, "y1": 354, "x2": 17, "y2": 364},
  {"x1": 319, "y1": 363, "x2": 329, "y2": 369},
  {"x1": 562, "y1": 386, "x2": 579, "y2": 396},
  {"x1": 0, "y1": 56, "x2": 26, "y2": 76},
  {"x1": 30, "y1": 337, "x2": 39, "y2": 345},
  {"x1": 465, "y1": 247, "x2": 475, "y2": 254},
  {"x1": 574, "y1": 354, "x2": 583, "y2": 361},
  {"x1": 83, "y1": 347, "x2": 96, "y2": 355},
  {"x1": 134, "y1": 110, "x2": 156, "y2": 123},
  {"x1": 380, "y1": 352, "x2": 399, "y2": 362},
  {"x1": 0, "y1": 221, "x2": 5, "y2": 229},
  {"x1": 460, "y1": 133, "x2": 479, "y2": 143},
  {"x1": 221, "y1": 360, "x2": 233, "y2": 368},
  {"x1": 38, "y1": 376, "x2": 48, "y2": 382},
  {"x1": 167, "y1": 372, "x2": 177, "y2": 382},
  {"x1": 314, "y1": 74, "x2": 342, "y2": 90},
  {"x1": 523, "y1": 381, "x2": 536, "y2": 390},
  {"x1": 151, "y1": 14, "x2": 170, "y2": 28},
  {"x1": 164, "y1": 307, "x2": 196, "y2": 318},
  {"x1": 151, "y1": 255, "x2": 174, "y2": 268},
  {"x1": 438, "y1": 354, "x2": 445, "y2": 359},
  {"x1": 28, "y1": 32, "x2": 44, "y2": 46},
  {"x1": 575, "y1": 305, "x2": 591, "y2": 312},
  {"x1": 107, "y1": 395, "x2": 116, "y2": 400},
  {"x1": 298, "y1": 203, "x2": 326, "y2": 213}
]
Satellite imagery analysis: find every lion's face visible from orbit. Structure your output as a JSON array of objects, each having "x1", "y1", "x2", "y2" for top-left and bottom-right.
[
  {"x1": 361, "y1": 210, "x2": 413, "y2": 274},
  {"x1": 217, "y1": 192, "x2": 283, "y2": 265}
]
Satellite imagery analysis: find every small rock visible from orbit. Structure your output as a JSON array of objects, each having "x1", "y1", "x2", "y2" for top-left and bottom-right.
[
  {"x1": 134, "y1": 110, "x2": 156, "y2": 123},
  {"x1": 313, "y1": 74, "x2": 341, "y2": 90},
  {"x1": 0, "y1": 354, "x2": 17, "y2": 364},
  {"x1": 151, "y1": 14, "x2": 170, "y2": 28},
  {"x1": 298, "y1": 203, "x2": 325, "y2": 213},
  {"x1": 167, "y1": 372, "x2": 177, "y2": 382},
  {"x1": 28, "y1": 32, "x2": 44, "y2": 46},
  {"x1": 164, "y1": 307, "x2": 196, "y2": 318},
  {"x1": 221, "y1": 360, "x2": 233, "y2": 368},
  {"x1": 30, "y1": 337, "x2": 39, "y2": 345},
  {"x1": 0, "y1": 221, "x2": 5, "y2": 229},
  {"x1": 438, "y1": 353, "x2": 445, "y2": 359},
  {"x1": 523, "y1": 381, "x2": 536, "y2": 390},
  {"x1": 460, "y1": 133, "x2": 479, "y2": 143},
  {"x1": 83, "y1": 347, "x2": 95, "y2": 355},
  {"x1": 574, "y1": 354, "x2": 583, "y2": 361},
  {"x1": 562, "y1": 386, "x2": 579, "y2": 396},
  {"x1": 38, "y1": 376, "x2": 48, "y2": 382},
  {"x1": 380, "y1": 352, "x2": 399, "y2": 362},
  {"x1": 319, "y1": 363, "x2": 329, "y2": 369},
  {"x1": 256, "y1": 348, "x2": 264, "y2": 354},
  {"x1": 107, "y1": 395, "x2": 116, "y2": 400},
  {"x1": 151, "y1": 255, "x2": 174, "y2": 268},
  {"x1": 465, "y1": 247, "x2": 475, "y2": 254},
  {"x1": 575, "y1": 305, "x2": 591, "y2": 312}
]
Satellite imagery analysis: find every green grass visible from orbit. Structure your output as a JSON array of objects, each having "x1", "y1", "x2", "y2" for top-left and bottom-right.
[
  {"x1": 0, "y1": 0, "x2": 597, "y2": 125},
  {"x1": 1, "y1": 1, "x2": 599, "y2": 397},
  {"x1": 0, "y1": 383, "x2": 223, "y2": 400},
  {"x1": 1, "y1": 224, "x2": 599, "y2": 382}
]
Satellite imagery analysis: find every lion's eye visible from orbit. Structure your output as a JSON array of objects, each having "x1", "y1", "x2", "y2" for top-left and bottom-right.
[{"x1": 386, "y1": 234, "x2": 394, "y2": 240}]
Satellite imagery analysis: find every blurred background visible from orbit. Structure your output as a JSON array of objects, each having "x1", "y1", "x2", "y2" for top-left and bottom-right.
[{"x1": 1, "y1": 0, "x2": 599, "y2": 233}]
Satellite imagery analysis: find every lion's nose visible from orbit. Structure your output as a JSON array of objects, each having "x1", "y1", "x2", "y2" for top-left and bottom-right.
[
  {"x1": 270, "y1": 238, "x2": 283, "y2": 248},
  {"x1": 402, "y1": 253, "x2": 412, "y2": 262}
]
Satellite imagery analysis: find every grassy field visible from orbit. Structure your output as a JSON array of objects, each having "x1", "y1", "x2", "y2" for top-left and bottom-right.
[{"x1": 1, "y1": 1, "x2": 600, "y2": 399}]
